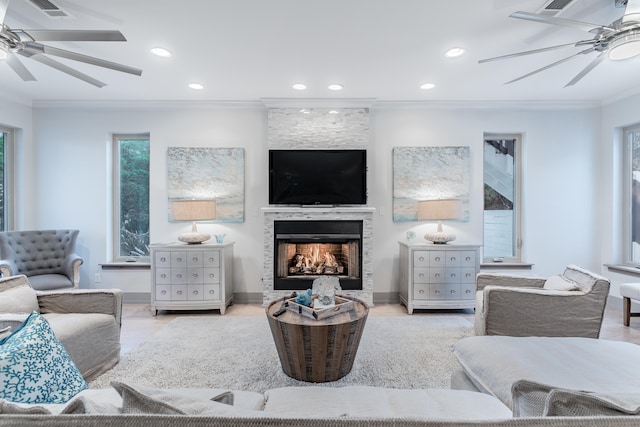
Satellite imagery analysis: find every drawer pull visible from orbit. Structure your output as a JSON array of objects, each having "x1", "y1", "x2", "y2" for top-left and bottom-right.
[
  {"x1": 434, "y1": 273, "x2": 440, "y2": 278},
  {"x1": 418, "y1": 256, "x2": 425, "y2": 262},
  {"x1": 209, "y1": 257, "x2": 215, "y2": 262},
  {"x1": 160, "y1": 290, "x2": 167, "y2": 295},
  {"x1": 434, "y1": 290, "x2": 440, "y2": 294},
  {"x1": 418, "y1": 273, "x2": 424, "y2": 278},
  {"x1": 465, "y1": 256, "x2": 471, "y2": 261},
  {"x1": 176, "y1": 290, "x2": 183, "y2": 295},
  {"x1": 435, "y1": 256, "x2": 440, "y2": 261},
  {"x1": 450, "y1": 290, "x2": 456, "y2": 294},
  {"x1": 160, "y1": 273, "x2": 167, "y2": 279},
  {"x1": 192, "y1": 257, "x2": 199, "y2": 262},
  {"x1": 450, "y1": 257, "x2": 456, "y2": 261},
  {"x1": 176, "y1": 257, "x2": 183, "y2": 262},
  {"x1": 465, "y1": 289, "x2": 472, "y2": 294},
  {"x1": 176, "y1": 273, "x2": 183, "y2": 278},
  {"x1": 192, "y1": 290, "x2": 199, "y2": 295},
  {"x1": 419, "y1": 289, "x2": 424, "y2": 294},
  {"x1": 450, "y1": 273, "x2": 457, "y2": 278},
  {"x1": 160, "y1": 257, "x2": 167, "y2": 262},
  {"x1": 209, "y1": 289, "x2": 215, "y2": 295},
  {"x1": 209, "y1": 273, "x2": 216, "y2": 278},
  {"x1": 192, "y1": 273, "x2": 199, "y2": 278}
]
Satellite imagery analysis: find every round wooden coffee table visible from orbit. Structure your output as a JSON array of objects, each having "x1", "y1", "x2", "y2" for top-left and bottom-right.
[{"x1": 266, "y1": 295, "x2": 369, "y2": 383}]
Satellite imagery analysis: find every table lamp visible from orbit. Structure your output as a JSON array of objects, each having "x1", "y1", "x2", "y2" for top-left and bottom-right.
[
  {"x1": 417, "y1": 199, "x2": 462, "y2": 244},
  {"x1": 170, "y1": 199, "x2": 216, "y2": 244}
]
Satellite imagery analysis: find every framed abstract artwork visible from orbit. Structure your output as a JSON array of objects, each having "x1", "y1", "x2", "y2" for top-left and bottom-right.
[
  {"x1": 167, "y1": 147, "x2": 245, "y2": 223},
  {"x1": 392, "y1": 146, "x2": 470, "y2": 222}
]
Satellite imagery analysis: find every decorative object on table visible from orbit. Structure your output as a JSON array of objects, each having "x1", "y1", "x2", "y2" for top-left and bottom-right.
[
  {"x1": 167, "y1": 147, "x2": 245, "y2": 223},
  {"x1": 418, "y1": 199, "x2": 462, "y2": 244},
  {"x1": 311, "y1": 276, "x2": 342, "y2": 307},
  {"x1": 170, "y1": 199, "x2": 216, "y2": 244},
  {"x1": 214, "y1": 234, "x2": 226, "y2": 244},
  {"x1": 392, "y1": 146, "x2": 470, "y2": 222},
  {"x1": 295, "y1": 289, "x2": 313, "y2": 307},
  {"x1": 405, "y1": 230, "x2": 416, "y2": 242}
]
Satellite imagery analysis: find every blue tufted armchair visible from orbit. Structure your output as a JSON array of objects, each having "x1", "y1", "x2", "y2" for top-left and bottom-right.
[{"x1": 0, "y1": 229, "x2": 84, "y2": 290}]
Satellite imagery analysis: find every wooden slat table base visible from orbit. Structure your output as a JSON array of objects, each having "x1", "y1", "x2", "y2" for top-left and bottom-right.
[{"x1": 266, "y1": 296, "x2": 369, "y2": 383}]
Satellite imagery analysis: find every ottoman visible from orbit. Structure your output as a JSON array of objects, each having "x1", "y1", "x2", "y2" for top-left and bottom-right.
[{"x1": 620, "y1": 282, "x2": 640, "y2": 326}]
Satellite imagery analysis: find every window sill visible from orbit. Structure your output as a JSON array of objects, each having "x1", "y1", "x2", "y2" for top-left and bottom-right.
[
  {"x1": 480, "y1": 262, "x2": 533, "y2": 270},
  {"x1": 99, "y1": 262, "x2": 150, "y2": 270},
  {"x1": 604, "y1": 264, "x2": 640, "y2": 276}
]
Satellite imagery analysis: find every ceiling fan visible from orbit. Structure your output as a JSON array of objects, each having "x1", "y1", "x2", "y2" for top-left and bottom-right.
[
  {"x1": 0, "y1": 0, "x2": 142, "y2": 87},
  {"x1": 480, "y1": 0, "x2": 640, "y2": 87}
]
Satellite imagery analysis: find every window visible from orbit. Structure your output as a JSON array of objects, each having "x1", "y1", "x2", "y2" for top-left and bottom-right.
[
  {"x1": 0, "y1": 126, "x2": 13, "y2": 232},
  {"x1": 483, "y1": 133, "x2": 522, "y2": 262},
  {"x1": 625, "y1": 124, "x2": 640, "y2": 265},
  {"x1": 113, "y1": 134, "x2": 150, "y2": 261}
]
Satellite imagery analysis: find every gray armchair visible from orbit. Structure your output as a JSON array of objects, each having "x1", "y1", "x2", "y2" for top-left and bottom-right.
[
  {"x1": 0, "y1": 229, "x2": 84, "y2": 290},
  {"x1": 474, "y1": 265, "x2": 610, "y2": 338}
]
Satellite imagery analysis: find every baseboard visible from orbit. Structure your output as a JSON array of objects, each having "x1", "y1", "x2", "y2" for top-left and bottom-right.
[{"x1": 232, "y1": 292, "x2": 263, "y2": 304}]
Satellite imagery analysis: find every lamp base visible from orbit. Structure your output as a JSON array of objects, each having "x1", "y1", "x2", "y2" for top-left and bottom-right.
[
  {"x1": 178, "y1": 232, "x2": 211, "y2": 244},
  {"x1": 424, "y1": 231, "x2": 456, "y2": 244}
]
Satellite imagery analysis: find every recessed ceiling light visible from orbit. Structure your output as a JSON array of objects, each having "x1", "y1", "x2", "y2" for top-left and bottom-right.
[
  {"x1": 188, "y1": 83, "x2": 204, "y2": 90},
  {"x1": 328, "y1": 84, "x2": 343, "y2": 91},
  {"x1": 292, "y1": 83, "x2": 307, "y2": 90},
  {"x1": 299, "y1": 109, "x2": 311, "y2": 114},
  {"x1": 420, "y1": 83, "x2": 436, "y2": 90},
  {"x1": 151, "y1": 47, "x2": 171, "y2": 57},
  {"x1": 445, "y1": 47, "x2": 465, "y2": 58},
  {"x1": 329, "y1": 110, "x2": 339, "y2": 114}
]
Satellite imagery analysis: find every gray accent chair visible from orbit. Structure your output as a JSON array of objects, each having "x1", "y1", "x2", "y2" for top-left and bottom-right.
[
  {"x1": 0, "y1": 229, "x2": 84, "y2": 290},
  {"x1": 474, "y1": 264, "x2": 610, "y2": 338}
]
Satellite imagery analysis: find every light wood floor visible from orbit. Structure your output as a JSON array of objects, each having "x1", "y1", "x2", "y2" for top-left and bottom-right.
[{"x1": 119, "y1": 301, "x2": 640, "y2": 355}]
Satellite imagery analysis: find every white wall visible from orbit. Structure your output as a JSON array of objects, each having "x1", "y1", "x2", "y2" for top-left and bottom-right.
[{"x1": 17, "y1": 99, "x2": 605, "y2": 302}]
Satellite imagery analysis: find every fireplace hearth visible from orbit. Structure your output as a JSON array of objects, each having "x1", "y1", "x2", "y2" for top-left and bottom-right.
[
  {"x1": 274, "y1": 220, "x2": 362, "y2": 291},
  {"x1": 262, "y1": 207, "x2": 375, "y2": 306}
]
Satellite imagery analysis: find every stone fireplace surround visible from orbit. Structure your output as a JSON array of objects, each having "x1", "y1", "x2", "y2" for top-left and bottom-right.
[{"x1": 262, "y1": 207, "x2": 374, "y2": 306}]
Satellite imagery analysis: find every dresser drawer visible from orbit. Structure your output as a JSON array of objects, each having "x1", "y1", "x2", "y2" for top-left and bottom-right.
[
  {"x1": 203, "y1": 284, "x2": 221, "y2": 301},
  {"x1": 187, "y1": 284, "x2": 204, "y2": 301},
  {"x1": 171, "y1": 267, "x2": 187, "y2": 284},
  {"x1": 460, "y1": 267, "x2": 476, "y2": 283},
  {"x1": 171, "y1": 285, "x2": 187, "y2": 300},
  {"x1": 155, "y1": 252, "x2": 172, "y2": 268},
  {"x1": 430, "y1": 283, "x2": 446, "y2": 300},
  {"x1": 204, "y1": 251, "x2": 221, "y2": 268},
  {"x1": 429, "y1": 252, "x2": 446, "y2": 267},
  {"x1": 155, "y1": 268, "x2": 171, "y2": 284},
  {"x1": 445, "y1": 283, "x2": 461, "y2": 300},
  {"x1": 413, "y1": 251, "x2": 430, "y2": 267},
  {"x1": 445, "y1": 267, "x2": 461, "y2": 284},
  {"x1": 155, "y1": 285, "x2": 172, "y2": 301},
  {"x1": 187, "y1": 267, "x2": 204, "y2": 284},
  {"x1": 413, "y1": 283, "x2": 430, "y2": 300},
  {"x1": 413, "y1": 268, "x2": 430, "y2": 284},
  {"x1": 429, "y1": 267, "x2": 445, "y2": 283},
  {"x1": 203, "y1": 267, "x2": 221, "y2": 284},
  {"x1": 445, "y1": 252, "x2": 462, "y2": 267},
  {"x1": 171, "y1": 252, "x2": 187, "y2": 267},
  {"x1": 461, "y1": 283, "x2": 476, "y2": 299},
  {"x1": 187, "y1": 252, "x2": 204, "y2": 268},
  {"x1": 460, "y1": 251, "x2": 476, "y2": 267}
]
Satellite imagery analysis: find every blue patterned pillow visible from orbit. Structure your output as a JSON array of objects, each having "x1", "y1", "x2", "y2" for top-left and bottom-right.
[{"x1": 0, "y1": 311, "x2": 87, "y2": 403}]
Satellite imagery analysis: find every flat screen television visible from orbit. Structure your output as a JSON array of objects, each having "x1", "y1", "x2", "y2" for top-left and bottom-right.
[{"x1": 269, "y1": 149, "x2": 367, "y2": 205}]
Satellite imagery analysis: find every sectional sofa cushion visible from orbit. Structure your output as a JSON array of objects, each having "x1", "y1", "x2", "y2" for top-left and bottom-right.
[
  {"x1": 453, "y1": 336, "x2": 640, "y2": 410},
  {"x1": 263, "y1": 386, "x2": 511, "y2": 419},
  {"x1": 0, "y1": 275, "x2": 38, "y2": 314},
  {"x1": 0, "y1": 311, "x2": 87, "y2": 404}
]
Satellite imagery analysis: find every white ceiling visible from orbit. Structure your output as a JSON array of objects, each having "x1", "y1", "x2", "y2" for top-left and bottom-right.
[{"x1": 1, "y1": 0, "x2": 639, "y2": 104}]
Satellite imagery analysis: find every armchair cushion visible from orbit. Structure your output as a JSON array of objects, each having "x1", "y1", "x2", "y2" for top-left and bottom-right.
[
  {"x1": 0, "y1": 275, "x2": 38, "y2": 314},
  {"x1": 543, "y1": 274, "x2": 580, "y2": 291}
]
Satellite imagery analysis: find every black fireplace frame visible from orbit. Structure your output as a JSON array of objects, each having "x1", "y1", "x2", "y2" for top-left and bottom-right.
[{"x1": 273, "y1": 220, "x2": 363, "y2": 291}]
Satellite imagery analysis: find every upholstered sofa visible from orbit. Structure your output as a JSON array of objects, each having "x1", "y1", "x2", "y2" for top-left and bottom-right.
[
  {"x1": 0, "y1": 229, "x2": 84, "y2": 290},
  {"x1": 0, "y1": 274, "x2": 122, "y2": 381}
]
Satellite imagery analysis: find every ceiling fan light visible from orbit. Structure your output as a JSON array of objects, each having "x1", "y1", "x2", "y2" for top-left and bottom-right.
[{"x1": 609, "y1": 30, "x2": 640, "y2": 61}]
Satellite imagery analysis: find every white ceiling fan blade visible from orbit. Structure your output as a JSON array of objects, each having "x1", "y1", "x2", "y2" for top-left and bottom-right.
[
  {"x1": 479, "y1": 42, "x2": 583, "y2": 63},
  {"x1": 27, "y1": 54, "x2": 106, "y2": 87},
  {"x1": 505, "y1": 47, "x2": 595, "y2": 84},
  {"x1": 510, "y1": 11, "x2": 615, "y2": 33},
  {"x1": 0, "y1": 0, "x2": 9, "y2": 25},
  {"x1": 5, "y1": 51, "x2": 36, "y2": 81},
  {"x1": 18, "y1": 29, "x2": 127, "y2": 42},
  {"x1": 26, "y1": 43, "x2": 142, "y2": 76},
  {"x1": 564, "y1": 51, "x2": 607, "y2": 87},
  {"x1": 623, "y1": 0, "x2": 640, "y2": 24}
]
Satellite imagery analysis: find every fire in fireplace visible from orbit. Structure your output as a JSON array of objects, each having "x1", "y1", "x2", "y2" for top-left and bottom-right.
[{"x1": 273, "y1": 220, "x2": 363, "y2": 291}]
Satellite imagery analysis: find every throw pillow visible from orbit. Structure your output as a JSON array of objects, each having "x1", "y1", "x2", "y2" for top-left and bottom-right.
[
  {"x1": 111, "y1": 382, "x2": 249, "y2": 416},
  {"x1": 0, "y1": 311, "x2": 87, "y2": 404},
  {"x1": 0, "y1": 275, "x2": 39, "y2": 314},
  {"x1": 545, "y1": 389, "x2": 640, "y2": 416},
  {"x1": 543, "y1": 274, "x2": 580, "y2": 291}
]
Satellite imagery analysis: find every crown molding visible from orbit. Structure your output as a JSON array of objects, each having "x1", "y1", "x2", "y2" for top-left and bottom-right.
[{"x1": 261, "y1": 98, "x2": 377, "y2": 109}]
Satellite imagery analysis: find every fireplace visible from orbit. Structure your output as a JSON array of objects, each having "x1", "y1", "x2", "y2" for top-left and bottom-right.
[
  {"x1": 274, "y1": 220, "x2": 362, "y2": 291},
  {"x1": 262, "y1": 207, "x2": 374, "y2": 306}
]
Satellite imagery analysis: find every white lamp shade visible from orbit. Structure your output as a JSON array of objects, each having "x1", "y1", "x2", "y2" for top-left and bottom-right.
[
  {"x1": 417, "y1": 199, "x2": 462, "y2": 221},
  {"x1": 170, "y1": 199, "x2": 216, "y2": 221}
]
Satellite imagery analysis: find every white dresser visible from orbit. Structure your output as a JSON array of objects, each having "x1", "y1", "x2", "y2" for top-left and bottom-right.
[
  {"x1": 398, "y1": 242, "x2": 480, "y2": 314},
  {"x1": 150, "y1": 243, "x2": 234, "y2": 315}
]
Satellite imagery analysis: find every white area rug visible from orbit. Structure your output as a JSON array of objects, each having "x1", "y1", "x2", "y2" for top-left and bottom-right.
[{"x1": 90, "y1": 315, "x2": 473, "y2": 392}]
